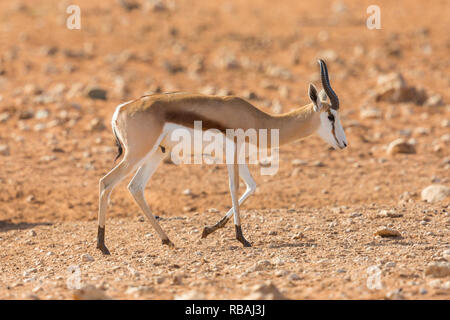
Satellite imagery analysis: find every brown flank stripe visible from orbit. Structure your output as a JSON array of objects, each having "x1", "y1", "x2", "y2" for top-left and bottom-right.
[{"x1": 164, "y1": 110, "x2": 228, "y2": 133}]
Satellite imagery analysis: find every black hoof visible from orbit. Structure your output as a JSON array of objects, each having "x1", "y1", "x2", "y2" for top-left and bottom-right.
[
  {"x1": 162, "y1": 239, "x2": 175, "y2": 248},
  {"x1": 235, "y1": 225, "x2": 252, "y2": 247},
  {"x1": 97, "y1": 244, "x2": 111, "y2": 255},
  {"x1": 201, "y1": 226, "x2": 212, "y2": 239},
  {"x1": 239, "y1": 239, "x2": 252, "y2": 247}
]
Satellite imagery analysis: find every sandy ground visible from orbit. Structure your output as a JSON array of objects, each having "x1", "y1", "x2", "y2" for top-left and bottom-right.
[{"x1": 0, "y1": 0, "x2": 449, "y2": 299}]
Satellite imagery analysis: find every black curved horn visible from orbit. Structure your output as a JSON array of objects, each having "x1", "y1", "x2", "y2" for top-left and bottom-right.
[{"x1": 318, "y1": 59, "x2": 339, "y2": 110}]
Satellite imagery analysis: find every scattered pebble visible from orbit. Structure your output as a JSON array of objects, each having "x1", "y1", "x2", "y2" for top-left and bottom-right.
[
  {"x1": 425, "y1": 262, "x2": 450, "y2": 278},
  {"x1": 374, "y1": 227, "x2": 401, "y2": 238},
  {"x1": 244, "y1": 281, "x2": 287, "y2": 300},
  {"x1": 81, "y1": 254, "x2": 95, "y2": 262},
  {"x1": 174, "y1": 290, "x2": 205, "y2": 300},
  {"x1": 0, "y1": 145, "x2": 10, "y2": 156},
  {"x1": 421, "y1": 185, "x2": 450, "y2": 203},
  {"x1": 87, "y1": 87, "x2": 107, "y2": 100},
  {"x1": 387, "y1": 139, "x2": 416, "y2": 155},
  {"x1": 73, "y1": 285, "x2": 111, "y2": 300},
  {"x1": 288, "y1": 273, "x2": 300, "y2": 281}
]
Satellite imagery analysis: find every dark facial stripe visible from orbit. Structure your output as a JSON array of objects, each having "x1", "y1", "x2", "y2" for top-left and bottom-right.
[{"x1": 327, "y1": 110, "x2": 340, "y2": 146}]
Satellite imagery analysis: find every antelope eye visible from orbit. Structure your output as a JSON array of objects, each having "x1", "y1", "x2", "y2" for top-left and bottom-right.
[{"x1": 327, "y1": 114, "x2": 335, "y2": 122}]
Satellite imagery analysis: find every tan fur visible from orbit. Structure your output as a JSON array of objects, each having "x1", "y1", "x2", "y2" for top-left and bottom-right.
[{"x1": 116, "y1": 92, "x2": 321, "y2": 152}]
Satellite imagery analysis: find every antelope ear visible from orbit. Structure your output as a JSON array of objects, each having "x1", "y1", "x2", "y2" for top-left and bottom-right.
[
  {"x1": 319, "y1": 89, "x2": 327, "y2": 102},
  {"x1": 308, "y1": 83, "x2": 321, "y2": 112}
]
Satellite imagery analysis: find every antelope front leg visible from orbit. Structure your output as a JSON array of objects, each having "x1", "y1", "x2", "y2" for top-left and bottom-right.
[
  {"x1": 128, "y1": 150, "x2": 175, "y2": 248},
  {"x1": 202, "y1": 164, "x2": 256, "y2": 239},
  {"x1": 228, "y1": 162, "x2": 251, "y2": 247},
  {"x1": 97, "y1": 155, "x2": 143, "y2": 255}
]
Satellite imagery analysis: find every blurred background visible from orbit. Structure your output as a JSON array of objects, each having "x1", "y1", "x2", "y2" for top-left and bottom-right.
[{"x1": 0, "y1": 0, "x2": 449, "y2": 222}]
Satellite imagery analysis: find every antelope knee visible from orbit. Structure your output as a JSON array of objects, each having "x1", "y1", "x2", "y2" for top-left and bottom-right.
[{"x1": 127, "y1": 181, "x2": 144, "y2": 196}]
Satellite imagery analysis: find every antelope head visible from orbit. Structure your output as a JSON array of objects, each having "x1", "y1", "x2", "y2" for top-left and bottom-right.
[{"x1": 309, "y1": 59, "x2": 347, "y2": 150}]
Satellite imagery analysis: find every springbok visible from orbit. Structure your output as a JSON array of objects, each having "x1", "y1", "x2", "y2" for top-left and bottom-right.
[{"x1": 97, "y1": 59, "x2": 347, "y2": 254}]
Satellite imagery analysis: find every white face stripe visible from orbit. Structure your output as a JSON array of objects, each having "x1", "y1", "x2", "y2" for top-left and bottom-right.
[
  {"x1": 331, "y1": 109, "x2": 347, "y2": 147},
  {"x1": 316, "y1": 109, "x2": 347, "y2": 149}
]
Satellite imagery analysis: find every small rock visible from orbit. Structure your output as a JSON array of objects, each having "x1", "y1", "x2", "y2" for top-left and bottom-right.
[
  {"x1": 118, "y1": 0, "x2": 140, "y2": 11},
  {"x1": 174, "y1": 290, "x2": 205, "y2": 300},
  {"x1": 387, "y1": 139, "x2": 416, "y2": 155},
  {"x1": 377, "y1": 210, "x2": 403, "y2": 218},
  {"x1": 413, "y1": 127, "x2": 429, "y2": 136},
  {"x1": 182, "y1": 189, "x2": 192, "y2": 196},
  {"x1": 251, "y1": 260, "x2": 272, "y2": 272},
  {"x1": 88, "y1": 118, "x2": 106, "y2": 131},
  {"x1": 127, "y1": 266, "x2": 140, "y2": 278},
  {"x1": 19, "y1": 110, "x2": 34, "y2": 120},
  {"x1": 375, "y1": 72, "x2": 427, "y2": 105},
  {"x1": 0, "y1": 144, "x2": 10, "y2": 156},
  {"x1": 81, "y1": 254, "x2": 95, "y2": 262},
  {"x1": 275, "y1": 270, "x2": 289, "y2": 277},
  {"x1": 442, "y1": 249, "x2": 450, "y2": 260},
  {"x1": 385, "y1": 262, "x2": 396, "y2": 268},
  {"x1": 244, "y1": 281, "x2": 287, "y2": 300},
  {"x1": 271, "y1": 99, "x2": 283, "y2": 114},
  {"x1": 312, "y1": 160, "x2": 325, "y2": 167},
  {"x1": 259, "y1": 157, "x2": 273, "y2": 168},
  {"x1": 73, "y1": 285, "x2": 111, "y2": 300},
  {"x1": 360, "y1": 106, "x2": 382, "y2": 119},
  {"x1": 441, "y1": 134, "x2": 450, "y2": 143},
  {"x1": 399, "y1": 129, "x2": 412, "y2": 138},
  {"x1": 200, "y1": 85, "x2": 216, "y2": 95},
  {"x1": 156, "y1": 276, "x2": 166, "y2": 284},
  {"x1": 291, "y1": 232, "x2": 304, "y2": 240},
  {"x1": 87, "y1": 87, "x2": 107, "y2": 100},
  {"x1": 162, "y1": 60, "x2": 184, "y2": 74},
  {"x1": 291, "y1": 159, "x2": 307, "y2": 166},
  {"x1": 428, "y1": 279, "x2": 442, "y2": 288},
  {"x1": 278, "y1": 85, "x2": 290, "y2": 99},
  {"x1": 271, "y1": 257, "x2": 284, "y2": 265},
  {"x1": 33, "y1": 123, "x2": 47, "y2": 132},
  {"x1": 242, "y1": 90, "x2": 258, "y2": 100},
  {"x1": 386, "y1": 289, "x2": 404, "y2": 300},
  {"x1": 35, "y1": 109, "x2": 50, "y2": 119},
  {"x1": 374, "y1": 227, "x2": 401, "y2": 238},
  {"x1": 424, "y1": 262, "x2": 450, "y2": 278},
  {"x1": 0, "y1": 112, "x2": 10, "y2": 122},
  {"x1": 28, "y1": 230, "x2": 37, "y2": 237},
  {"x1": 172, "y1": 274, "x2": 183, "y2": 285},
  {"x1": 126, "y1": 285, "x2": 153, "y2": 296},
  {"x1": 421, "y1": 185, "x2": 450, "y2": 203},
  {"x1": 215, "y1": 50, "x2": 240, "y2": 70},
  {"x1": 424, "y1": 94, "x2": 443, "y2": 107},
  {"x1": 288, "y1": 273, "x2": 300, "y2": 281}
]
